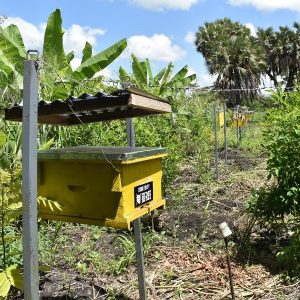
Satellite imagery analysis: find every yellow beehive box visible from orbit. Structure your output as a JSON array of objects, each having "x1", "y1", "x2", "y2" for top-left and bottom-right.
[{"x1": 37, "y1": 146, "x2": 167, "y2": 229}]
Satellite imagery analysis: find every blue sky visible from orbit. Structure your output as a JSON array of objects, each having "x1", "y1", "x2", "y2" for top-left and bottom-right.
[{"x1": 1, "y1": 0, "x2": 300, "y2": 86}]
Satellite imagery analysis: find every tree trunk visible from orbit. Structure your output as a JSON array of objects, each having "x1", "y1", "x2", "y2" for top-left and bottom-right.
[
  {"x1": 285, "y1": 68, "x2": 297, "y2": 92},
  {"x1": 235, "y1": 89, "x2": 242, "y2": 106},
  {"x1": 266, "y1": 70, "x2": 278, "y2": 87}
]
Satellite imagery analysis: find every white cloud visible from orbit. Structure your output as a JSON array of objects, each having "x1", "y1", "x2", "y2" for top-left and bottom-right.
[
  {"x1": 198, "y1": 72, "x2": 217, "y2": 87},
  {"x1": 185, "y1": 31, "x2": 195, "y2": 44},
  {"x1": 3, "y1": 17, "x2": 45, "y2": 49},
  {"x1": 64, "y1": 24, "x2": 105, "y2": 54},
  {"x1": 2, "y1": 17, "x2": 106, "y2": 70},
  {"x1": 129, "y1": 0, "x2": 199, "y2": 11},
  {"x1": 229, "y1": 0, "x2": 300, "y2": 12},
  {"x1": 70, "y1": 57, "x2": 82, "y2": 70},
  {"x1": 125, "y1": 34, "x2": 186, "y2": 62},
  {"x1": 187, "y1": 67, "x2": 196, "y2": 77},
  {"x1": 98, "y1": 68, "x2": 114, "y2": 78},
  {"x1": 245, "y1": 22, "x2": 257, "y2": 36}
]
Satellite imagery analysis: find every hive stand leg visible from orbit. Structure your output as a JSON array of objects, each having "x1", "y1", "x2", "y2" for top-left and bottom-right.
[
  {"x1": 133, "y1": 218, "x2": 147, "y2": 300},
  {"x1": 126, "y1": 118, "x2": 147, "y2": 300}
]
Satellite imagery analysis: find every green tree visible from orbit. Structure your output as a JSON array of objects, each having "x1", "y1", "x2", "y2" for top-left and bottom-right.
[
  {"x1": 195, "y1": 18, "x2": 265, "y2": 106},
  {"x1": 257, "y1": 23, "x2": 300, "y2": 91},
  {"x1": 256, "y1": 27, "x2": 280, "y2": 87}
]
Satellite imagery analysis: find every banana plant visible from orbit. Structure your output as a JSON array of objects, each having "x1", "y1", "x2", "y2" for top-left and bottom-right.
[
  {"x1": 119, "y1": 54, "x2": 196, "y2": 98},
  {"x1": 119, "y1": 54, "x2": 197, "y2": 125},
  {"x1": 0, "y1": 24, "x2": 25, "y2": 108},
  {"x1": 0, "y1": 9, "x2": 127, "y2": 103},
  {"x1": 41, "y1": 9, "x2": 127, "y2": 99}
]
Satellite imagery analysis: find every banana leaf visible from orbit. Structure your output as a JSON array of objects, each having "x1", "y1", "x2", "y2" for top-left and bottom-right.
[
  {"x1": 42, "y1": 9, "x2": 71, "y2": 75},
  {"x1": 119, "y1": 66, "x2": 130, "y2": 82},
  {"x1": 154, "y1": 67, "x2": 166, "y2": 84},
  {"x1": 66, "y1": 51, "x2": 75, "y2": 64},
  {"x1": 0, "y1": 25, "x2": 26, "y2": 73},
  {"x1": 169, "y1": 65, "x2": 189, "y2": 83},
  {"x1": 143, "y1": 58, "x2": 154, "y2": 85},
  {"x1": 72, "y1": 38, "x2": 127, "y2": 81},
  {"x1": 131, "y1": 54, "x2": 147, "y2": 87},
  {"x1": 81, "y1": 41, "x2": 92, "y2": 64}
]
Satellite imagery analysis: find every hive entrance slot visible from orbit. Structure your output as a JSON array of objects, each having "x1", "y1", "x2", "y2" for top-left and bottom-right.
[{"x1": 67, "y1": 185, "x2": 87, "y2": 192}]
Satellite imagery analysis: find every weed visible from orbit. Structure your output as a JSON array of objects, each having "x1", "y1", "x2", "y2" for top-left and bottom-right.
[
  {"x1": 76, "y1": 261, "x2": 88, "y2": 274},
  {"x1": 105, "y1": 234, "x2": 136, "y2": 275},
  {"x1": 169, "y1": 186, "x2": 186, "y2": 207},
  {"x1": 90, "y1": 226, "x2": 103, "y2": 241}
]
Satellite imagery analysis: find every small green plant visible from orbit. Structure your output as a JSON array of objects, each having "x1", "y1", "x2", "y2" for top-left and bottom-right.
[
  {"x1": 276, "y1": 220, "x2": 300, "y2": 280},
  {"x1": 0, "y1": 166, "x2": 24, "y2": 297},
  {"x1": 76, "y1": 261, "x2": 88, "y2": 274},
  {"x1": 108, "y1": 234, "x2": 136, "y2": 275},
  {"x1": 169, "y1": 186, "x2": 186, "y2": 207}
]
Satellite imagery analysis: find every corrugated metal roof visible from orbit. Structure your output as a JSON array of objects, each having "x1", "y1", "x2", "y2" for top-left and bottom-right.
[{"x1": 4, "y1": 87, "x2": 171, "y2": 125}]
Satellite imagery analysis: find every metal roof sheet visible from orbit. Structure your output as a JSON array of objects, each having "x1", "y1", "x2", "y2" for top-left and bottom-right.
[{"x1": 4, "y1": 87, "x2": 171, "y2": 125}]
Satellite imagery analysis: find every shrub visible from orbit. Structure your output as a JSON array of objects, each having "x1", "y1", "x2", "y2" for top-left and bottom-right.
[{"x1": 247, "y1": 89, "x2": 300, "y2": 278}]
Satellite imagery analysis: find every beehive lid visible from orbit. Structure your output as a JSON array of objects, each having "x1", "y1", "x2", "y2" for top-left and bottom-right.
[
  {"x1": 4, "y1": 87, "x2": 171, "y2": 125},
  {"x1": 38, "y1": 146, "x2": 167, "y2": 161}
]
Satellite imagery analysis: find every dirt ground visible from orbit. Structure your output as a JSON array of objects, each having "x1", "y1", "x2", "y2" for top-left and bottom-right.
[{"x1": 9, "y1": 149, "x2": 300, "y2": 299}]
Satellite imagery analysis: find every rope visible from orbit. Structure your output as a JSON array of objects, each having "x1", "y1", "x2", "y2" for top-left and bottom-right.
[{"x1": 66, "y1": 100, "x2": 120, "y2": 173}]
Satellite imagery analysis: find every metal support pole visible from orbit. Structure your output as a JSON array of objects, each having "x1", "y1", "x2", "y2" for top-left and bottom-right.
[
  {"x1": 170, "y1": 110, "x2": 175, "y2": 127},
  {"x1": 235, "y1": 106, "x2": 240, "y2": 146},
  {"x1": 126, "y1": 117, "x2": 135, "y2": 147},
  {"x1": 224, "y1": 238, "x2": 235, "y2": 300},
  {"x1": 22, "y1": 57, "x2": 39, "y2": 300},
  {"x1": 236, "y1": 121, "x2": 239, "y2": 146},
  {"x1": 223, "y1": 102, "x2": 227, "y2": 164},
  {"x1": 213, "y1": 106, "x2": 219, "y2": 180},
  {"x1": 133, "y1": 218, "x2": 147, "y2": 300},
  {"x1": 126, "y1": 118, "x2": 147, "y2": 300}
]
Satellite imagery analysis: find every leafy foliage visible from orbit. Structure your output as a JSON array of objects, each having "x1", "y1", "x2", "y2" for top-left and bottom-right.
[
  {"x1": 0, "y1": 8, "x2": 127, "y2": 104},
  {"x1": 257, "y1": 23, "x2": 300, "y2": 90},
  {"x1": 0, "y1": 264, "x2": 24, "y2": 297},
  {"x1": 119, "y1": 54, "x2": 196, "y2": 100},
  {"x1": 0, "y1": 166, "x2": 23, "y2": 297},
  {"x1": 247, "y1": 89, "x2": 300, "y2": 278},
  {"x1": 195, "y1": 18, "x2": 265, "y2": 106},
  {"x1": 42, "y1": 9, "x2": 71, "y2": 75},
  {"x1": 0, "y1": 123, "x2": 62, "y2": 297},
  {"x1": 248, "y1": 90, "x2": 300, "y2": 220}
]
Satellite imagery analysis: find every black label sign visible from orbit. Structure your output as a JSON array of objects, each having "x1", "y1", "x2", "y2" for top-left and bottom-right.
[{"x1": 134, "y1": 181, "x2": 153, "y2": 207}]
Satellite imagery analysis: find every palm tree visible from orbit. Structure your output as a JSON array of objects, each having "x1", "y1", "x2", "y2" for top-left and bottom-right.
[
  {"x1": 257, "y1": 27, "x2": 280, "y2": 87},
  {"x1": 257, "y1": 23, "x2": 300, "y2": 91},
  {"x1": 195, "y1": 18, "x2": 265, "y2": 106},
  {"x1": 278, "y1": 24, "x2": 300, "y2": 91}
]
